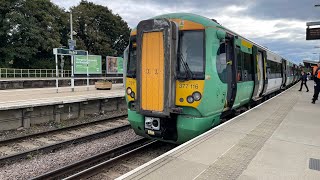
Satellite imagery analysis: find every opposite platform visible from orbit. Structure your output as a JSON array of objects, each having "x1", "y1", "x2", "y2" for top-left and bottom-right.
[
  {"x1": 0, "y1": 84, "x2": 126, "y2": 131},
  {"x1": 0, "y1": 84, "x2": 124, "y2": 110},
  {"x1": 118, "y1": 82, "x2": 320, "y2": 180}
]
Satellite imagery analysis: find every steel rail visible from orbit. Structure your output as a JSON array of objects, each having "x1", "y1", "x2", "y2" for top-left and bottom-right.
[
  {"x1": 31, "y1": 138, "x2": 155, "y2": 180},
  {"x1": 0, "y1": 124, "x2": 131, "y2": 165}
]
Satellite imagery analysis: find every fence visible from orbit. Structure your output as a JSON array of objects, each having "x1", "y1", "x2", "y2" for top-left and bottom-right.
[
  {"x1": 0, "y1": 68, "x2": 72, "y2": 78},
  {"x1": 0, "y1": 68, "x2": 123, "y2": 79}
]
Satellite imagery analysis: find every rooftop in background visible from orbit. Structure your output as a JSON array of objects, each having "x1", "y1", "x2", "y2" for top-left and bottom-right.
[{"x1": 303, "y1": 60, "x2": 319, "y2": 68}]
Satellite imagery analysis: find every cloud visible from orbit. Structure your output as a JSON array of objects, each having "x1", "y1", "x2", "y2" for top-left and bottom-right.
[
  {"x1": 51, "y1": 0, "x2": 319, "y2": 63},
  {"x1": 246, "y1": 0, "x2": 320, "y2": 21}
]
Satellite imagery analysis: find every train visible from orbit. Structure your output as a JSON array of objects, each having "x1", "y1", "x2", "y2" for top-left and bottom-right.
[{"x1": 124, "y1": 13, "x2": 300, "y2": 144}]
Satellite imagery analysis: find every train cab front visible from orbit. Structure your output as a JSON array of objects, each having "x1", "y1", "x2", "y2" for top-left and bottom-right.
[{"x1": 125, "y1": 17, "x2": 206, "y2": 144}]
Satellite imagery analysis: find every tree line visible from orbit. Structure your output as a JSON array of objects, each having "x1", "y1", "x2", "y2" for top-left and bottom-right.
[{"x1": 0, "y1": 0, "x2": 130, "y2": 69}]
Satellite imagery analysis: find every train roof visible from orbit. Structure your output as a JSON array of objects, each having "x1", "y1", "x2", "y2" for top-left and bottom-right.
[{"x1": 134, "y1": 13, "x2": 295, "y2": 65}]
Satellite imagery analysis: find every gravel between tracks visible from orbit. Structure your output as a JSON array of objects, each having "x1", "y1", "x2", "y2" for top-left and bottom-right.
[{"x1": 0, "y1": 129, "x2": 140, "y2": 180}]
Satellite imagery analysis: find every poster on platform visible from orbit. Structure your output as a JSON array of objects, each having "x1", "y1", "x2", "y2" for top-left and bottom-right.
[
  {"x1": 74, "y1": 55, "x2": 102, "y2": 74},
  {"x1": 106, "y1": 56, "x2": 124, "y2": 74}
]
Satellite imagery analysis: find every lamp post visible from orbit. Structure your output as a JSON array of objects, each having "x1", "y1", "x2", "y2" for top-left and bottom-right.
[{"x1": 69, "y1": 11, "x2": 75, "y2": 92}]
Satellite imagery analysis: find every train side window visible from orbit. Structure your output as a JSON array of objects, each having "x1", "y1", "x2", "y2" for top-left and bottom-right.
[
  {"x1": 277, "y1": 62, "x2": 281, "y2": 78},
  {"x1": 267, "y1": 60, "x2": 282, "y2": 79},
  {"x1": 236, "y1": 47, "x2": 242, "y2": 82},
  {"x1": 243, "y1": 52, "x2": 253, "y2": 81},
  {"x1": 216, "y1": 42, "x2": 227, "y2": 83}
]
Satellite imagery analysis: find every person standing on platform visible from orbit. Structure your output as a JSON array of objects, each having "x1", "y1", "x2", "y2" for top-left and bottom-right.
[
  {"x1": 312, "y1": 63, "x2": 320, "y2": 104},
  {"x1": 299, "y1": 71, "x2": 309, "y2": 92}
]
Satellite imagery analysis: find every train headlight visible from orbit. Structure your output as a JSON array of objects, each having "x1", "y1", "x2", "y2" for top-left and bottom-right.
[
  {"x1": 126, "y1": 87, "x2": 132, "y2": 95},
  {"x1": 130, "y1": 91, "x2": 135, "y2": 99},
  {"x1": 192, "y1": 91, "x2": 202, "y2": 101},
  {"x1": 187, "y1": 96, "x2": 194, "y2": 104}
]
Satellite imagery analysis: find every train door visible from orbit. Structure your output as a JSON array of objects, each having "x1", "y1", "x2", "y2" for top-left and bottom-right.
[
  {"x1": 136, "y1": 19, "x2": 178, "y2": 117},
  {"x1": 224, "y1": 34, "x2": 237, "y2": 110},
  {"x1": 281, "y1": 59, "x2": 287, "y2": 88},
  {"x1": 256, "y1": 51, "x2": 264, "y2": 97},
  {"x1": 260, "y1": 50, "x2": 268, "y2": 96}
]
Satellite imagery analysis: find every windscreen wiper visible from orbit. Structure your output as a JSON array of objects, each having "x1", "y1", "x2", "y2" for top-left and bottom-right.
[{"x1": 178, "y1": 52, "x2": 194, "y2": 80}]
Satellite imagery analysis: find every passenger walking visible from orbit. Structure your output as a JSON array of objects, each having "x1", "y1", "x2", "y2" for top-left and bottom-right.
[
  {"x1": 299, "y1": 71, "x2": 309, "y2": 92},
  {"x1": 312, "y1": 63, "x2": 320, "y2": 104}
]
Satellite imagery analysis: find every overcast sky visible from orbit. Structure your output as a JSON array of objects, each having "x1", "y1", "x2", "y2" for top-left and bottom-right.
[{"x1": 52, "y1": 0, "x2": 320, "y2": 64}]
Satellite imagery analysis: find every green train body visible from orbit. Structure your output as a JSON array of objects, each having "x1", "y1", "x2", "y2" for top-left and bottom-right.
[{"x1": 124, "y1": 13, "x2": 299, "y2": 144}]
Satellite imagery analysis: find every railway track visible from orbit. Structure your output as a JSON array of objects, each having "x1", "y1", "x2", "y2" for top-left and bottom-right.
[
  {"x1": 32, "y1": 138, "x2": 175, "y2": 180},
  {"x1": 0, "y1": 115, "x2": 129, "y2": 165}
]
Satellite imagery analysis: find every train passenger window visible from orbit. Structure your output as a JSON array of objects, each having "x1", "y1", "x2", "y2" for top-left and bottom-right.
[
  {"x1": 243, "y1": 53, "x2": 253, "y2": 81},
  {"x1": 178, "y1": 30, "x2": 205, "y2": 79},
  {"x1": 267, "y1": 67, "x2": 271, "y2": 78},
  {"x1": 267, "y1": 60, "x2": 282, "y2": 79},
  {"x1": 216, "y1": 42, "x2": 227, "y2": 83},
  {"x1": 236, "y1": 47, "x2": 242, "y2": 82},
  {"x1": 236, "y1": 47, "x2": 253, "y2": 82}
]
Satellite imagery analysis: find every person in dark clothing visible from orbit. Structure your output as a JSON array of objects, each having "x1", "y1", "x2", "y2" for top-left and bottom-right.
[
  {"x1": 299, "y1": 71, "x2": 309, "y2": 92},
  {"x1": 312, "y1": 63, "x2": 320, "y2": 104}
]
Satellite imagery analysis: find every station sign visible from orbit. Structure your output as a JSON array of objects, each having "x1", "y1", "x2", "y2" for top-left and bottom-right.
[
  {"x1": 106, "y1": 56, "x2": 124, "y2": 74},
  {"x1": 306, "y1": 27, "x2": 320, "y2": 40},
  {"x1": 74, "y1": 55, "x2": 102, "y2": 74},
  {"x1": 53, "y1": 48, "x2": 87, "y2": 55},
  {"x1": 68, "y1": 39, "x2": 76, "y2": 50}
]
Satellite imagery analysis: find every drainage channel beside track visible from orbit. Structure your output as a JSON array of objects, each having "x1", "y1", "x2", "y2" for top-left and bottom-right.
[
  {"x1": 32, "y1": 139, "x2": 176, "y2": 180},
  {"x1": 0, "y1": 115, "x2": 129, "y2": 165}
]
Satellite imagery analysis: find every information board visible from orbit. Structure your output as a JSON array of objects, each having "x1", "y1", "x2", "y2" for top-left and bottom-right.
[
  {"x1": 106, "y1": 56, "x2": 124, "y2": 74},
  {"x1": 306, "y1": 27, "x2": 320, "y2": 40},
  {"x1": 74, "y1": 55, "x2": 102, "y2": 74}
]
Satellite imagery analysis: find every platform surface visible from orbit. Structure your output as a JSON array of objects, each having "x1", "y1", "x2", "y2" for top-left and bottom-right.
[
  {"x1": 0, "y1": 77, "x2": 122, "y2": 81},
  {"x1": 0, "y1": 84, "x2": 124, "y2": 110},
  {"x1": 118, "y1": 82, "x2": 320, "y2": 180}
]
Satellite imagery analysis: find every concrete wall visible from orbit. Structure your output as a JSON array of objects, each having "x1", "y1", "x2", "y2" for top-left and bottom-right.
[
  {"x1": 0, "y1": 109, "x2": 22, "y2": 130},
  {"x1": 0, "y1": 78, "x2": 123, "y2": 90},
  {"x1": 0, "y1": 97, "x2": 126, "y2": 131}
]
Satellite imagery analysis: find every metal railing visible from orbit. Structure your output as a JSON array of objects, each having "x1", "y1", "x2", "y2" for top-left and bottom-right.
[
  {"x1": 0, "y1": 68, "x2": 123, "y2": 79},
  {"x1": 0, "y1": 68, "x2": 72, "y2": 78}
]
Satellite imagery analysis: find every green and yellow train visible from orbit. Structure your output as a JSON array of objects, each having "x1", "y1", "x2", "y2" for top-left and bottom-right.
[{"x1": 124, "y1": 13, "x2": 299, "y2": 144}]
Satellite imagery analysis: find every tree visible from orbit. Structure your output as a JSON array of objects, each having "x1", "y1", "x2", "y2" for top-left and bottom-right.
[
  {"x1": 71, "y1": 1, "x2": 130, "y2": 58},
  {"x1": 0, "y1": 0, "x2": 67, "y2": 69},
  {"x1": 0, "y1": 0, "x2": 22, "y2": 67},
  {"x1": 0, "y1": 0, "x2": 130, "y2": 70}
]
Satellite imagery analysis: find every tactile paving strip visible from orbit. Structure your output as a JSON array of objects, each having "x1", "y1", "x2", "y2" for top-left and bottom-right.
[{"x1": 196, "y1": 90, "x2": 299, "y2": 180}]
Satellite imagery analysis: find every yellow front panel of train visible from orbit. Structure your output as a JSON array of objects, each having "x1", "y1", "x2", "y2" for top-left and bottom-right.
[
  {"x1": 141, "y1": 32, "x2": 164, "y2": 112},
  {"x1": 176, "y1": 80, "x2": 204, "y2": 108},
  {"x1": 126, "y1": 77, "x2": 136, "y2": 102}
]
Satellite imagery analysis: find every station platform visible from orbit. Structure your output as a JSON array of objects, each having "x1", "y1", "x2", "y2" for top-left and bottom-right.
[
  {"x1": 118, "y1": 83, "x2": 320, "y2": 180},
  {"x1": 0, "y1": 76, "x2": 122, "y2": 81},
  {"x1": 0, "y1": 84, "x2": 124, "y2": 110},
  {"x1": 0, "y1": 84, "x2": 126, "y2": 131}
]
